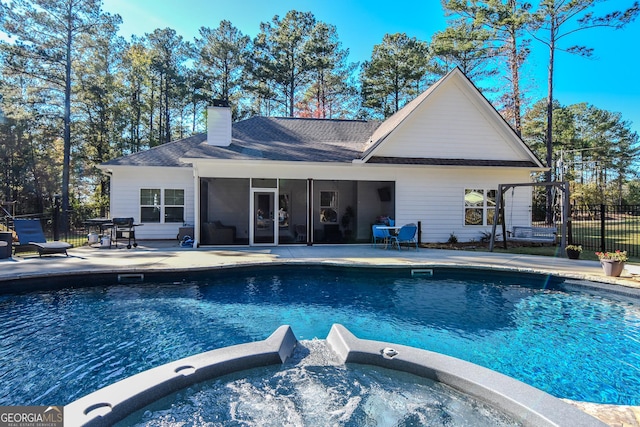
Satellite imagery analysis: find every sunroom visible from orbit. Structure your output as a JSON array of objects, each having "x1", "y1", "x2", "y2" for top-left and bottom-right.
[{"x1": 199, "y1": 178, "x2": 395, "y2": 246}]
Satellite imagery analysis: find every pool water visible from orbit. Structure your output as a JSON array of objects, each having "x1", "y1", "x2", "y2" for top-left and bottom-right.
[{"x1": 1, "y1": 266, "x2": 639, "y2": 406}]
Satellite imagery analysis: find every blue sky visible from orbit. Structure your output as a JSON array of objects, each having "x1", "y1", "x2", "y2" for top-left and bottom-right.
[{"x1": 102, "y1": 0, "x2": 640, "y2": 135}]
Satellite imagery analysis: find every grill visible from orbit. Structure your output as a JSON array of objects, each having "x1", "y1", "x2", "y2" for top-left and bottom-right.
[{"x1": 112, "y1": 217, "x2": 139, "y2": 249}]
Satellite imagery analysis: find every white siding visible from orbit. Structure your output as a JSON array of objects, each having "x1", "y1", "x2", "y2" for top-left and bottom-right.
[
  {"x1": 109, "y1": 166, "x2": 194, "y2": 239},
  {"x1": 391, "y1": 166, "x2": 532, "y2": 243},
  {"x1": 375, "y1": 78, "x2": 528, "y2": 161}
]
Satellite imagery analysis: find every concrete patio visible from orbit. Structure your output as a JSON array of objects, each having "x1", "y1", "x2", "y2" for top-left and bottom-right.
[
  {"x1": 2, "y1": 240, "x2": 640, "y2": 287},
  {"x1": 1, "y1": 241, "x2": 639, "y2": 426}
]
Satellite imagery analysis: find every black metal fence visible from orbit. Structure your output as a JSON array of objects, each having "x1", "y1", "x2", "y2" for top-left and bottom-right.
[
  {"x1": 1, "y1": 204, "x2": 105, "y2": 251},
  {"x1": 569, "y1": 204, "x2": 640, "y2": 257},
  {"x1": 5, "y1": 201, "x2": 640, "y2": 256}
]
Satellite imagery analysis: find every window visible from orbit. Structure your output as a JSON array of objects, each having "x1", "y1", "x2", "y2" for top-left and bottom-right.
[
  {"x1": 320, "y1": 191, "x2": 338, "y2": 223},
  {"x1": 140, "y1": 188, "x2": 184, "y2": 223},
  {"x1": 464, "y1": 189, "x2": 496, "y2": 226},
  {"x1": 140, "y1": 189, "x2": 161, "y2": 223},
  {"x1": 164, "y1": 189, "x2": 185, "y2": 223}
]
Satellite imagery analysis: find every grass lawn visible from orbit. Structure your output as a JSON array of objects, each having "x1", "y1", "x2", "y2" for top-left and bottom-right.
[{"x1": 422, "y1": 242, "x2": 637, "y2": 263}]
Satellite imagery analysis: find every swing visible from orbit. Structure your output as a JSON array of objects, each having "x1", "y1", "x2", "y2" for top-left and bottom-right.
[
  {"x1": 509, "y1": 186, "x2": 557, "y2": 243},
  {"x1": 506, "y1": 187, "x2": 557, "y2": 243},
  {"x1": 489, "y1": 182, "x2": 569, "y2": 251}
]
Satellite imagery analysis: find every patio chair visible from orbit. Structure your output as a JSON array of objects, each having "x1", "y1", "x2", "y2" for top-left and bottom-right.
[
  {"x1": 13, "y1": 218, "x2": 72, "y2": 257},
  {"x1": 372, "y1": 225, "x2": 391, "y2": 248},
  {"x1": 295, "y1": 224, "x2": 307, "y2": 242},
  {"x1": 389, "y1": 223, "x2": 418, "y2": 251}
]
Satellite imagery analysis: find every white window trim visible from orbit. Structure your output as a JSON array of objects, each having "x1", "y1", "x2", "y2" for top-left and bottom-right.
[
  {"x1": 463, "y1": 188, "x2": 496, "y2": 226},
  {"x1": 140, "y1": 188, "x2": 185, "y2": 224},
  {"x1": 163, "y1": 189, "x2": 185, "y2": 223}
]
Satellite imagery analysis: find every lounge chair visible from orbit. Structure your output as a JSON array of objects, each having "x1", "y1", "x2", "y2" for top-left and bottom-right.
[
  {"x1": 13, "y1": 219, "x2": 72, "y2": 257},
  {"x1": 372, "y1": 225, "x2": 391, "y2": 248},
  {"x1": 390, "y1": 223, "x2": 418, "y2": 250}
]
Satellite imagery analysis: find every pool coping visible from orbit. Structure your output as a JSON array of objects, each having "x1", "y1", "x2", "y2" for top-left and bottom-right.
[
  {"x1": 2, "y1": 243, "x2": 639, "y2": 292},
  {"x1": 64, "y1": 325, "x2": 298, "y2": 427},
  {"x1": 64, "y1": 324, "x2": 606, "y2": 427},
  {"x1": 3, "y1": 259, "x2": 640, "y2": 300},
  {"x1": 327, "y1": 324, "x2": 606, "y2": 427}
]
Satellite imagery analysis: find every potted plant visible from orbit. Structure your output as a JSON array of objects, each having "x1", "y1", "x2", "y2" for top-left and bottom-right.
[
  {"x1": 596, "y1": 250, "x2": 628, "y2": 277},
  {"x1": 565, "y1": 244, "x2": 582, "y2": 259}
]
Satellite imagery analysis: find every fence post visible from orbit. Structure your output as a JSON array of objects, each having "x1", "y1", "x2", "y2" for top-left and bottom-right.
[
  {"x1": 567, "y1": 220, "x2": 573, "y2": 245},
  {"x1": 600, "y1": 204, "x2": 606, "y2": 253},
  {"x1": 53, "y1": 194, "x2": 61, "y2": 241}
]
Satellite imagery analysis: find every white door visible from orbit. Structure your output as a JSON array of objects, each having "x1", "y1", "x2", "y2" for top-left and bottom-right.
[{"x1": 250, "y1": 189, "x2": 277, "y2": 245}]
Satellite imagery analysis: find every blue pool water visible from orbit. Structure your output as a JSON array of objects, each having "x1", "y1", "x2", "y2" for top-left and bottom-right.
[{"x1": 1, "y1": 266, "x2": 639, "y2": 407}]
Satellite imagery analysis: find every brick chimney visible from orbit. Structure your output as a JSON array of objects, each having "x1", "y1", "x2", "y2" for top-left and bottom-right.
[{"x1": 207, "y1": 100, "x2": 231, "y2": 146}]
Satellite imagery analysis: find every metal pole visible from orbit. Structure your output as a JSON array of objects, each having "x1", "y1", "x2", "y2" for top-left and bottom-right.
[
  {"x1": 560, "y1": 181, "x2": 568, "y2": 252},
  {"x1": 53, "y1": 194, "x2": 61, "y2": 241},
  {"x1": 489, "y1": 184, "x2": 503, "y2": 252},
  {"x1": 307, "y1": 178, "x2": 313, "y2": 246},
  {"x1": 600, "y1": 204, "x2": 606, "y2": 253}
]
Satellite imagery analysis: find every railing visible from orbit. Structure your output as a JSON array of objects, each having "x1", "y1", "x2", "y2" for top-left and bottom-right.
[{"x1": 569, "y1": 204, "x2": 640, "y2": 257}]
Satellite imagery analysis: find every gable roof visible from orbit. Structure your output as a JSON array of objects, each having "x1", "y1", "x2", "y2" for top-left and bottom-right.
[
  {"x1": 359, "y1": 67, "x2": 544, "y2": 168},
  {"x1": 100, "y1": 68, "x2": 544, "y2": 170}
]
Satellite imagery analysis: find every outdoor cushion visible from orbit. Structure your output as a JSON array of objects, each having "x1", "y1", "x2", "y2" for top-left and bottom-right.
[{"x1": 13, "y1": 219, "x2": 72, "y2": 257}]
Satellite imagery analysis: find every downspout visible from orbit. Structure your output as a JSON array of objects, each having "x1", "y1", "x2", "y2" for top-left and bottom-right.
[
  {"x1": 307, "y1": 178, "x2": 313, "y2": 246},
  {"x1": 193, "y1": 164, "x2": 200, "y2": 247}
]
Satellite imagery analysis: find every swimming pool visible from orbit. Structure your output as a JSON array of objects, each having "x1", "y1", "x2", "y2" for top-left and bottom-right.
[{"x1": 1, "y1": 266, "x2": 639, "y2": 406}]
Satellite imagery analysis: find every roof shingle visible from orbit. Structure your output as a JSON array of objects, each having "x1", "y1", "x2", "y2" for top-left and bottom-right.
[{"x1": 102, "y1": 117, "x2": 381, "y2": 167}]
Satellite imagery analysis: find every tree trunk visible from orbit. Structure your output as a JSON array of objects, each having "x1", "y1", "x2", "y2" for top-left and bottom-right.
[
  {"x1": 149, "y1": 75, "x2": 155, "y2": 147},
  {"x1": 61, "y1": 15, "x2": 73, "y2": 232},
  {"x1": 510, "y1": 28, "x2": 522, "y2": 136},
  {"x1": 289, "y1": 66, "x2": 295, "y2": 117},
  {"x1": 545, "y1": 19, "x2": 556, "y2": 224},
  {"x1": 164, "y1": 72, "x2": 170, "y2": 143},
  {"x1": 508, "y1": 0, "x2": 522, "y2": 135}
]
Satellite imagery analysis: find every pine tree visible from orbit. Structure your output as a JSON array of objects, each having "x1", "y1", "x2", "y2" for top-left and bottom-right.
[
  {"x1": 531, "y1": 0, "x2": 639, "y2": 219},
  {"x1": 300, "y1": 22, "x2": 357, "y2": 118},
  {"x1": 1, "y1": 0, "x2": 117, "y2": 223},
  {"x1": 249, "y1": 11, "x2": 316, "y2": 117},
  {"x1": 361, "y1": 33, "x2": 432, "y2": 118},
  {"x1": 194, "y1": 20, "x2": 250, "y2": 118},
  {"x1": 441, "y1": 0, "x2": 533, "y2": 135}
]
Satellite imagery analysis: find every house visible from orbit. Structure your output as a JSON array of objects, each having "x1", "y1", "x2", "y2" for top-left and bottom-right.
[{"x1": 99, "y1": 68, "x2": 545, "y2": 246}]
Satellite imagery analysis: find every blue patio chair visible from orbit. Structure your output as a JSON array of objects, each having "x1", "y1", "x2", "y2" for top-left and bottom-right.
[
  {"x1": 388, "y1": 218, "x2": 395, "y2": 226},
  {"x1": 13, "y1": 218, "x2": 72, "y2": 257},
  {"x1": 390, "y1": 223, "x2": 418, "y2": 251},
  {"x1": 372, "y1": 225, "x2": 390, "y2": 248}
]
